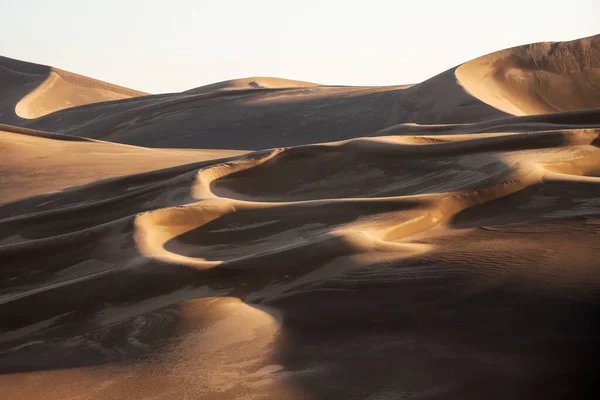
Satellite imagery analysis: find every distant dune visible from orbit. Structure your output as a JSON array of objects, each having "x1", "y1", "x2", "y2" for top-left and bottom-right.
[
  {"x1": 185, "y1": 76, "x2": 321, "y2": 94},
  {"x1": 5, "y1": 36, "x2": 596, "y2": 150},
  {"x1": 1, "y1": 35, "x2": 599, "y2": 400},
  {"x1": 456, "y1": 34, "x2": 600, "y2": 115},
  {"x1": 0, "y1": 56, "x2": 145, "y2": 121},
  {"x1": 11, "y1": 69, "x2": 504, "y2": 149},
  {"x1": 15, "y1": 68, "x2": 146, "y2": 118}
]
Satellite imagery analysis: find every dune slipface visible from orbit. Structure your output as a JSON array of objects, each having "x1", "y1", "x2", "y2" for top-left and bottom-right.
[
  {"x1": 456, "y1": 34, "x2": 600, "y2": 115},
  {"x1": 0, "y1": 35, "x2": 600, "y2": 400},
  {"x1": 0, "y1": 56, "x2": 146, "y2": 122}
]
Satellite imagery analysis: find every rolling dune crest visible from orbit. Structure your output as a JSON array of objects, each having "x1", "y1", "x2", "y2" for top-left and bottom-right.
[{"x1": 1, "y1": 35, "x2": 599, "y2": 399}]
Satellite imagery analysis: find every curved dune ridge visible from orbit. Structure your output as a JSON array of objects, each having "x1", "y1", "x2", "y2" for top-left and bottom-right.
[
  {"x1": 185, "y1": 76, "x2": 321, "y2": 94},
  {"x1": 3, "y1": 60, "x2": 505, "y2": 149},
  {"x1": 15, "y1": 67, "x2": 146, "y2": 118},
  {"x1": 0, "y1": 123, "x2": 245, "y2": 202},
  {"x1": 1, "y1": 124, "x2": 600, "y2": 398},
  {"x1": 456, "y1": 34, "x2": 600, "y2": 115},
  {"x1": 12, "y1": 35, "x2": 598, "y2": 150},
  {"x1": 1, "y1": 35, "x2": 600, "y2": 399}
]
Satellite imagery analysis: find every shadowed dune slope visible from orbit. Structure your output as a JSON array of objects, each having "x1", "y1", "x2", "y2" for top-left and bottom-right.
[
  {"x1": 15, "y1": 68, "x2": 146, "y2": 119},
  {"x1": 17, "y1": 71, "x2": 505, "y2": 149},
  {"x1": 0, "y1": 59, "x2": 509, "y2": 149},
  {"x1": 0, "y1": 56, "x2": 146, "y2": 121},
  {"x1": 1, "y1": 124, "x2": 600, "y2": 398},
  {"x1": 0, "y1": 56, "x2": 49, "y2": 124},
  {"x1": 1, "y1": 36, "x2": 598, "y2": 150},
  {"x1": 456, "y1": 34, "x2": 600, "y2": 115},
  {"x1": 1, "y1": 35, "x2": 600, "y2": 399},
  {"x1": 372, "y1": 107, "x2": 600, "y2": 137}
]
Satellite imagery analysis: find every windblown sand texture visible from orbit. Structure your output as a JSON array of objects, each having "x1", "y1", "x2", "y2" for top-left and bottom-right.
[{"x1": 1, "y1": 35, "x2": 599, "y2": 399}]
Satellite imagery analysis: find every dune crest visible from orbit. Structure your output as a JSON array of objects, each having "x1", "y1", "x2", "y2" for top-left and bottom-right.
[
  {"x1": 1, "y1": 34, "x2": 600, "y2": 399},
  {"x1": 15, "y1": 68, "x2": 146, "y2": 118},
  {"x1": 0, "y1": 123, "x2": 245, "y2": 202},
  {"x1": 185, "y1": 76, "x2": 321, "y2": 94},
  {"x1": 456, "y1": 34, "x2": 600, "y2": 115}
]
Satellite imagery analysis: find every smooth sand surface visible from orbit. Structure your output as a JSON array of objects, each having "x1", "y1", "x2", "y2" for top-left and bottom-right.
[
  {"x1": 185, "y1": 76, "x2": 322, "y2": 94},
  {"x1": 15, "y1": 69, "x2": 146, "y2": 118},
  {"x1": 1, "y1": 35, "x2": 600, "y2": 399},
  {"x1": 0, "y1": 56, "x2": 146, "y2": 121},
  {"x1": 456, "y1": 35, "x2": 600, "y2": 115},
  {"x1": 0, "y1": 123, "x2": 246, "y2": 203}
]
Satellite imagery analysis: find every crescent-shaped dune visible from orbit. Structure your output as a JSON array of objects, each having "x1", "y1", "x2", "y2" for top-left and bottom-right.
[
  {"x1": 0, "y1": 56, "x2": 146, "y2": 120},
  {"x1": 15, "y1": 68, "x2": 146, "y2": 119},
  {"x1": 456, "y1": 34, "x2": 600, "y2": 115}
]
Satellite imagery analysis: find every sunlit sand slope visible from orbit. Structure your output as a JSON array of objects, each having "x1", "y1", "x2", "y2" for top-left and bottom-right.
[
  {"x1": 0, "y1": 56, "x2": 145, "y2": 121},
  {"x1": 1, "y1": 123, "x2": 599, "y2": 398},
  {"x1": 456, "y1": 35, "x2": 600, "y2": 115},
  {"x1": 0, "y1": 123, "x2": 245, "y2": 202},
  {"x1": 1, "y1": 35, "x2": 600, "y2": 399},
  {"x1": 185, "y1": 76, "x2": 321, "y2": 94}
]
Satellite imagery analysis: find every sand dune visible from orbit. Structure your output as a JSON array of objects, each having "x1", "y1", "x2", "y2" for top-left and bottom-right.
[
  {"x1": 456, "y1": 35, "x2": 600, "y2": 115},
  {"x1": 0, "y1": 56, "x2": 145, "y2": 121},
  {"x1": 0, "y1": 123, "x2": 245, "y2": 203},
  {"x1": 185, "y1": 76, "x2": 321, "y2": 94},
  {"x1": 15, "y1": 68, "x2": 146, "y2": 119},
  {"x1": 16, "y1": 77, "x2": 500, "y2": 149},
  {"x1": 0, "y1": 60, "x2": 501, "y2": 149},
  {"x1": 1, "y1": 35, "x2": 600, "y2": 399}
]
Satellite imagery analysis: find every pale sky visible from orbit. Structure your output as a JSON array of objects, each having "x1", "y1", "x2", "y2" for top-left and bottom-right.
[{"x1": 0, "y1": 0, "x2": 597, "y2": 94}]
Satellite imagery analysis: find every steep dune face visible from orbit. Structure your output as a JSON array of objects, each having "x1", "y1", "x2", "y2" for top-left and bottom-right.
[
  {"x1": 17, "y1": 71, "x2": 505, "y2": 149},
  {"x1": 1, "y1": 35, "x2": 600, "y2": 399},
  {"x1": 15, "y1": 68, "x2": 146, "y2": 118},
  {"x1": 0, "y1": 56, "x2": 146, "y2": 121},
  {"x1": 1, "y1": 53, "x2": 509, "y2": 150},
  {"x1": 0, "y1": 56, "x2": 50, "y2": 124},
  {"x1": 456, "y1": 34, "x2": 600, "y2": 115},
  {"x1": 3, "y1": 36, "x2": 599, "y2": 150},
  {"x1": 17, "y1": 37, "x2": 598, "y2": 150}
]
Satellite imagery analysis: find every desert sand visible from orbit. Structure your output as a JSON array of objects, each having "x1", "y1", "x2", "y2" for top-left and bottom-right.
[
  {"x1": 185, "y1": 76, "x2": 322, "y2": 94},
  {"x1": 0, "y1": 35, "x2": 599, "y2": 399}
]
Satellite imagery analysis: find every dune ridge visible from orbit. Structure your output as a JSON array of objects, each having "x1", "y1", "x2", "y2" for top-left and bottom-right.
[
  {"x1": 185, "y1": 76, "x2": 321, "y2": 94},
  {"x1": 456, "y1": 34, "x2": 600, "y2": 115},
  {"x1": 0, "y1": 56, "x2": 146, "y2": 121},
  {"x1": 0, "y1": 123, "x2": 245, "y2": 203},
  {"x1": 1, "y1": 124, "x2": 599, "y2": 398},
  {"x1": 15, "y1": 68, "x2": 146, "y2": 118},
  {"x1": 1, "y1": 35, "x2": 600, "y2": 399}
]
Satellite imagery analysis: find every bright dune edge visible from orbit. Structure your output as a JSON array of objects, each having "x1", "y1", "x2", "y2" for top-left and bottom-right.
[
  {"x1": 15, "y1": 68, "x2": 147, "y2": 119},
  {"x1": 133, "y1": 129, "x2": 600, "y2": 271},
  {"x1": 1, "y1": 34, "x2": 600, "y2": 399},
  {"x1": 456, "y1": 34, "x2": 600, "y2": 115},
  {"x1": 12, "y1": 34, "x2": 600, "y2": 121}
]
